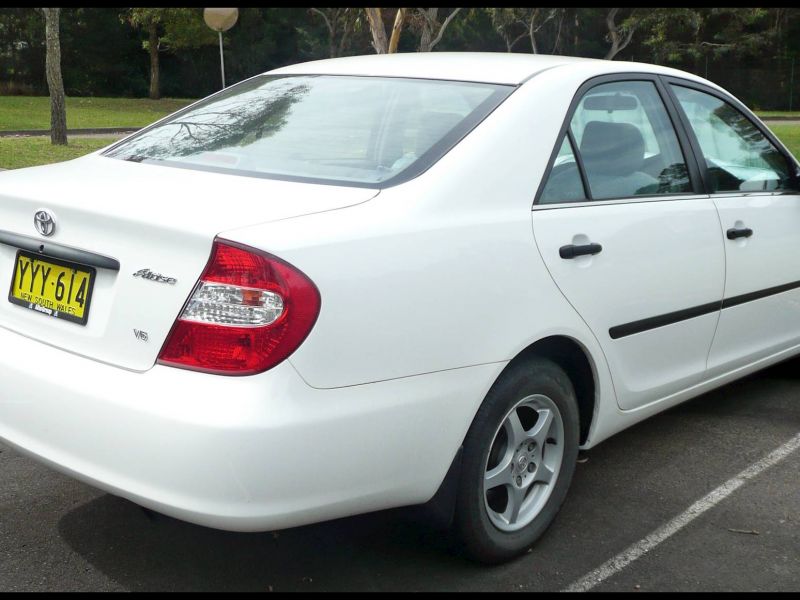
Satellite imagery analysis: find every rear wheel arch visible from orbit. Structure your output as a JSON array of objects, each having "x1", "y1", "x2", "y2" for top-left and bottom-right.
[{"x1": 505, "y1": 335, "x2": 598, "y2": 445}]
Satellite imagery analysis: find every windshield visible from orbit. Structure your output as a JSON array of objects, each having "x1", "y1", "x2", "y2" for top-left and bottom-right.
[{"x1": 103, "y1": 75, "x2": 512, "y2": 187}]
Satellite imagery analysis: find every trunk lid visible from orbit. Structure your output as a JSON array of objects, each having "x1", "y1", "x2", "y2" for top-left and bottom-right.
[{"x1": 0, "y1": 154, "x2": 378, "y2": 371}]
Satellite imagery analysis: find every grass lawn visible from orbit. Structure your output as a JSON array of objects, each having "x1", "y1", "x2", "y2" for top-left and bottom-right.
[
  {"x1": 1, "y1": 123, "x2": 799, "y2": 172},
  {"x1": 769, "y1": 124, "x2": 800, "y2": 157},
  {"x1": 0, "y1": 136, "x2": 120, "y2": 170},
  {"x1": 756, "y1": 111, "x2": 800, "y2": 119},
  {"x1": 0, "y1": 96, "x2": 194, "y2": 131}
]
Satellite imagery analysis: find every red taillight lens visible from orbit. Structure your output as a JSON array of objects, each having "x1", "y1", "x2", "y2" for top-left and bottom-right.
[{"x1": 158, "y1": 239, "x2": 320, "y2": 376}]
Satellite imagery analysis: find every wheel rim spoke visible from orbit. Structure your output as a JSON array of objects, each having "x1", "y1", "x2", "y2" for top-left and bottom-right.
[
  {"x1": 533, "y1": 463, "x2": 554, "y2": 485},
  {"x1": 484, "y1": 454, "x2": 513, "y2": 490},
  {"x1": 529, "y1": 408, "x2": 554, "y2": 446},
  {"x1": 504, "y1": 410, "x2": 527, "y2": 448},
  {"x1": 503, "y1": 484, "x2": 525, "y2": 525}
]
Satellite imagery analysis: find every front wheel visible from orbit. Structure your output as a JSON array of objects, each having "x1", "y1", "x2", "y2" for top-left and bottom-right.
[{"x1": 454, "y1": 358, "x2": 580, "y2": 564}]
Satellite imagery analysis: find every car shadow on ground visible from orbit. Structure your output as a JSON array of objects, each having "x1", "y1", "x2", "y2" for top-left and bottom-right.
[
  {"x1": 55, "y1": 358, "x2": 800, "y2": 592},
  {"x1": 56, "y1": 494, "x2": 482, "y2": 592}
]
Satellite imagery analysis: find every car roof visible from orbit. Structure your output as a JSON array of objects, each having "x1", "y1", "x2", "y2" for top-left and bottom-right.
[{"x1": 267, "y1": 52, "x2": 711, "y2": 88}]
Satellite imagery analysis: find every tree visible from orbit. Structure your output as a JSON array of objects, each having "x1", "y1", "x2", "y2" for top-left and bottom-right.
[
  {"x1": 0, "y1": 9, "x2": 46, "y2": 94},
  {"x1": 550, "y1": 8, "x2": 567, "y2": 54},
  {"x1": 6, "y1": 7, "x2": 800, "y2": 109},
  {"x1": 490, "y1": 8, "x2": 531, "y2": 52},
  {"x1": 604, "y1": 8, "x2": 637, "y2": 60},
  {"x1": 364, "y1": 8, "x2": 406, "y2": 54},
  {"x1": 704, "y1": 8, "x2": 772, "y2": 59},
  {"x1": 635, "y1": 8, "x2": 704, "y2": 64},
  {"x1": 489, "y1": 8, "x2": 561, "y2": 54},
  {"x1": 41, "y1": 8, "x2": 66, "y2": 145},
  {"x1": 222, "y1": 8, "x2": 309, "y2": 97},
  {"x1": 124, "y1": 8, "x2": 217, "y2": 99},
  {"x1": 634, "y1": 8, "x2": 779, "y2": 66},
  {"x1": 412, "y1": 8, "x2": 462, "y2": 52},
  {"x1": 309, "y1": 8, "x2": 357, "y2": 58}
]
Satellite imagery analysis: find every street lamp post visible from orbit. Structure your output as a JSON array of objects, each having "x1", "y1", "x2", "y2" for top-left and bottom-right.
[{"x1": 203, "y1": 8, "x2": 239, "y2": 89}]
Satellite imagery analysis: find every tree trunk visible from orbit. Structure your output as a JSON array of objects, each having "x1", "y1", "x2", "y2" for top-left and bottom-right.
[
  {"x1": 419, "y1": 8, "x2": 437, "y2": 52},
  {"x1": 388, "y1": 8, "x2": 406, "y2": 53},
  {"x1": 310, "y1": 8, "x2": 338, "y2": 58},
  {"x1": 42, "y1": 7, "x2": 66, "y2": 145},
  {"x1": 552, "y1": 9, "x2": 565, "y2": 54},
  {"x1": 604, "y1": 8, "x2": 635, "y2": 60},
  {"x1": 365, "y1": 8, "x2": 388, "y2": 54},
  {"x1": 529, "y1": 15, "x2": 538, "y2": 54},
  {"x1": 338, "y1": 13, "x2": 353, "y2": 58},
  {"x1": 148, "y1": 20, "x2": 160, "y2": 100},
  {"x1": 419, "y1": 8, "x2": 461, "y2": 52},
  {"x1": 573, "y1": 10, "x2": 580, "y2": 55}
]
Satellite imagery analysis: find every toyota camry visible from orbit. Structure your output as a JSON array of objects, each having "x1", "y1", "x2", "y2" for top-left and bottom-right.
[{"x1": 1, "y1": 53, "x2": 798, "y2": 563}]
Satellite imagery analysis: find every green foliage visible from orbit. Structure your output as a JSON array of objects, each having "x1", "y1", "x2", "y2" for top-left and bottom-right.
[
  {"x1": 125, "y1": 8, "x2": 216, "y2": 51},
  {"x1": 489, "y1": 8, "x2": 533, "y2": 52},
  {"x1": 223, "y1": 8, "x2": 307, "y2": 81},
  {"x1": 637, "y1": 8, "x2": 705, "y2": 63},
  {"x1": 638, "y1": 8, "x2": 786, "y2": 64},
  {"x1": 2, "y1": 7, "x2": 800, "y2": 108},
  {"x1": 298, "y1": 8, "x2": 368, "y2": 58},
  {"x1": 706, "y1": 8, "x2": 772, "y2": 58},
  {"x1": 0, "y1": 8, "x2": 46, "y2": 93},
  {"x1": 436, "y1": 8, "x2": 504, "y2": 52},
  {"x1": 61, "y1": 8, "x2": 146, "y2": 96}
]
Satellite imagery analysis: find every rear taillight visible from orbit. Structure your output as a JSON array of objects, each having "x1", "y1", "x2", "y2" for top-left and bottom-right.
[{"x1": 158, "y1": 239, "x2": 320, "y2": 376}]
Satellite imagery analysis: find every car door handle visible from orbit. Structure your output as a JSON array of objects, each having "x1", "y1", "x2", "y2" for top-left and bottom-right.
[
  {"x1": 559, "y1": 243, "x2": 603, "y2": 259},
  {"x1": 726, "y1": 227, "x2": 753, "y2": 240}
]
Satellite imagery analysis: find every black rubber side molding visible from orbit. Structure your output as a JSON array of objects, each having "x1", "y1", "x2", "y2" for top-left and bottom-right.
[
  {"x1": 609, "y1": 301, "x2": 721, "y2": 340},
  {"x1": 559, "y1": 243, "x2": 603, "y2": 259},
  {"x1": 0, "y1": 230, "x2": 120, "y2": 271},
  {"x1": 610, "y1": 278, "x2": 800, "y2": 339},
  {"x1": 721, "y1": 279, "x2": 800, "y2": 309},
  {"x1": 726, "y1": 227, "x2": 753, "y2": 240}
]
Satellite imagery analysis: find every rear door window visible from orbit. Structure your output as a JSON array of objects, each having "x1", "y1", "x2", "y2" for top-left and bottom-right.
[{"x1": 570, "y1": 81, "x2": 692, "y2": 200}]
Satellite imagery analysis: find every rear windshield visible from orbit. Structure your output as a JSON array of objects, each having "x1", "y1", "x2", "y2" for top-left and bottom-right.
[{"x1": 103, "y1": 75, "x2": 512, "y2": 187}]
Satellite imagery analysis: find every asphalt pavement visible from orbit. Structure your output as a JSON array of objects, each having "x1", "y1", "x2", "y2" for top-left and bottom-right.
[{"x1": 1, "y1": 358, "x2": 798, "y2": 592}]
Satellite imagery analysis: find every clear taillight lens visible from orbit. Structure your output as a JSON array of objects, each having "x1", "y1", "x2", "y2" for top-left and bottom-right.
[
  {"x1": 181, "y1": 282, "x2": 285, "y2": 327},
  {"x1": 158, "y1": 239, "x2": 320, "y2": 375}
]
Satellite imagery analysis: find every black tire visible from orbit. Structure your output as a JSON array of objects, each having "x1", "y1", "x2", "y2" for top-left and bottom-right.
[{"x1": 454, "y1": 357, "x2": 580, "y2": 564}]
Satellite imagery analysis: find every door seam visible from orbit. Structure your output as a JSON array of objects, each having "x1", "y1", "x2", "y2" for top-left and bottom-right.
[{"x1": 704, "y1": 198, "x2": 728, "y2": 370}]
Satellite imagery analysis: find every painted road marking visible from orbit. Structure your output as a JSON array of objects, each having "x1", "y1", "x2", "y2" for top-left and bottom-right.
[{"x1": 563, "y1": 432, "x2": 800, "y2": 592}]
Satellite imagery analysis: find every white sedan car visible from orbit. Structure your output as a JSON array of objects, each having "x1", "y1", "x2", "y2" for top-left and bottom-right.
[{"x1": 1, "y1": 53, "x2": 798, "y2": 563}]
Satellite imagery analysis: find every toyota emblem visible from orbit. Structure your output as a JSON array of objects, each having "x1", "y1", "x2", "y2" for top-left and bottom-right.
[{"x1": 34, "y1": 210, "x2": 56, "y2": 237}]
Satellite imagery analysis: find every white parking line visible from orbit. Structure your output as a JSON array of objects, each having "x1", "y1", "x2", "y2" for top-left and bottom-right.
[{"x1": 563, "y1": 432, "x2": 800, "y2": 592}]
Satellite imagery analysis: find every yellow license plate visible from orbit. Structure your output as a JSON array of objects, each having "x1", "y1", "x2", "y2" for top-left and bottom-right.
[{"x1": 8, "y1": 251, "x2": 96, "y2": 325}]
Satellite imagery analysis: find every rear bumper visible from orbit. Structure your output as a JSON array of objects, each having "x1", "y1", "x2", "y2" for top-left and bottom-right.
[{"x1": 0, "y1": 325, "x2": 502, "y2": 531}]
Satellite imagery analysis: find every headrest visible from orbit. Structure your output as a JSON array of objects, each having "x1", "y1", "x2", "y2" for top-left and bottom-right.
[{"x1": 579, "y1": 121, "x2": 645, "y2": 176}]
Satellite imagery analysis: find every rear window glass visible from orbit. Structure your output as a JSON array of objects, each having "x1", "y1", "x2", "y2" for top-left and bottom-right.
[{"x1": 103, "y1": 75, "x2": 511, "y2": 187}]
